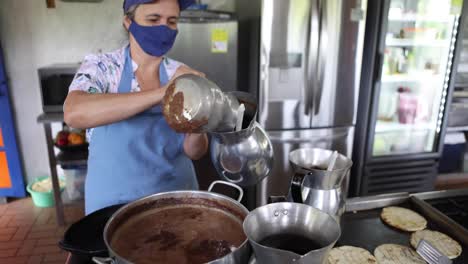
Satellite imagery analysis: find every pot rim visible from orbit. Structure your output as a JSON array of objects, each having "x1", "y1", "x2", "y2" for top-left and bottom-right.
[
  {"x1": 103, "y1": 190, "x2": 250, "y2": 264},
  {"x1": 243, "y1": 202, "x2": 341, "y2": 258},
  {"x1": 289, "y1": 148, "x2": 353, "y2": 173}
]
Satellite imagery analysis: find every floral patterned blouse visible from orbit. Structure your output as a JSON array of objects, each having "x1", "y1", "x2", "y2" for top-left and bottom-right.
[{"x1": 68, "y1": 45, "x2": 183, "y2": 140}]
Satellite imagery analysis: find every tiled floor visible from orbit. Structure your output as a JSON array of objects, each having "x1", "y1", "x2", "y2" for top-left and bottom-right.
[{"x1": 0, "y1": 198, "x2": 84, "y2": 264}]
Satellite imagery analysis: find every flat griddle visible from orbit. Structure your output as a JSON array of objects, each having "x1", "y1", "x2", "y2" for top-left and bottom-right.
[{"x1": 338, "y1": 193, "x2": 468, "y2": 263}]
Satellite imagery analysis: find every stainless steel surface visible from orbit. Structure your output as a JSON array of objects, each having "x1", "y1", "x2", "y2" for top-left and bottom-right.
[
  {"x1": 314, "y1": 0, "x2": 325, "y2": 116},
  {"x1": 258, "y1": 0, "x2": 366, "y2": 206},
  {"x1": 43, "y1": 123, "x2": 65, "y2": 226},
  {"x1": 288, "y1": 148, "x2": 352, "y2": 222},
  {"x1": 257, "y1": 126, "x2": 353, "y2": 206},
  {"x1": 345, "y1": 192, "x2": 410, "y2": 212},
  {"x1": 208, "y1": 180, "x2": 244, "y2": 202},
  {"x1": 211, "y1": 121, "x2": 274, "y2": 187},
  {"x1": 311, "y1": 0, "x2": 366, "y2": 127},
  {"x1": 259, "y1": 0, "x2": 366, "y2": 130},
  {"x1": 344, "y1": 191, "x2": 468, "y2": 247},
  {"x1": 103, "y1": 189, "x2": 251, "y2": 264},
  {"x1": 412, "y1": 188, "x2": 468, "y2": 201},
  {"x1": 417, "y1": 239, "x2": 452, "y2": 264},
  {"x1": 243, "y1": 202, "x2": 340, "y2": 264},
  {"x1": 164, "y1": 74, "x2": 241, "y2": 133},
  {"x1": 167, "y1": 18, "x2": 238, "y2": 92},
  {"x1": 259, "y1": 0, "x2": 312, "y2": 129},
  {"x1": 305, "y1": 0, "x2": 318, "y2": 117}
]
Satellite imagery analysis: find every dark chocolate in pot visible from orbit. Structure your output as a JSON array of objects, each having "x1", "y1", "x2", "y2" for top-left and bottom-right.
[{"x1": 109, "y1": 198, "x2": 247, "y2": 264}]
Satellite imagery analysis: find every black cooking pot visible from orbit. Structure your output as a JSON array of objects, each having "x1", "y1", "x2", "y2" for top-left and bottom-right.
[{"x1": 59, "y1": 204, "x2": 125, "y2": 261}]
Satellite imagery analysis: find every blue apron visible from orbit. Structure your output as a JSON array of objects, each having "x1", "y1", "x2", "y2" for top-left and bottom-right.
[{"x1": 85, "y1": 47, "x2": 198, "y2": 215}]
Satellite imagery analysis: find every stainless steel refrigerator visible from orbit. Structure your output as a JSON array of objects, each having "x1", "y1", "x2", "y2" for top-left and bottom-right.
[
  {"x1": 351, "y1": 0, "x2": 466, "y2": 197},
  {"x1": 256, "y1": 0, "x2": 368, "y2": 205},
  {"x1": 167, "y1": 10, "x2": 238, "y2": 92}
]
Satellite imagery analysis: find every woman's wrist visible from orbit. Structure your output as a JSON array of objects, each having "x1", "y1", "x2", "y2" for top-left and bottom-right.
[{"x1": 150, "y1": 85, "x2": 167, "y2": 105}]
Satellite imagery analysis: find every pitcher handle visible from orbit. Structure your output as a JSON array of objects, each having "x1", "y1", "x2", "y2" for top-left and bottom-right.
[
  {"x1": 291, "y1": 172, "x2": 308, "y2": 204},
  {"x1": 92, "y1": 257, "x2": 115, "y2": 264},
  {"x1": 208, "y1": 180, "x2": 244, "y2": 202}
]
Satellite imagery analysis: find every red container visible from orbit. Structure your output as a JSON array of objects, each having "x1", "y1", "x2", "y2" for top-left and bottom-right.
[{"x1": 398, "y1": 92, "x2": 418, "y2": 124}]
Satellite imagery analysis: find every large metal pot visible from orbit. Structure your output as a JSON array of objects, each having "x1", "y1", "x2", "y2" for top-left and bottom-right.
[{"x1": 93, "y1": 181, "x2": 251, "y2": 264}]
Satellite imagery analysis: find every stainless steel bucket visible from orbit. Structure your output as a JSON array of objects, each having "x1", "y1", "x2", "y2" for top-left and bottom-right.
[{"x1": 243, "y1": 202, "x2": 340, "y2": 264}]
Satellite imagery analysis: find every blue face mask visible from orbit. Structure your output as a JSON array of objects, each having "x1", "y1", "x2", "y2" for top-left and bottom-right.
[{"x1": 129, "y1": 20, "x2": 178, "y2": 57}]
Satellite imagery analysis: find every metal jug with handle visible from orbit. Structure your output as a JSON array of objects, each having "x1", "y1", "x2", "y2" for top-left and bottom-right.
[
  {"x1": 210, "y1": 92, "x2": 274, "y2": 187},
  {"x1": 288, "y1": 148, "x2": 353, "y2": 223},
  {"x1": 163, "y1": 75, "x2": 274, "y2": 187},
  {"x1": 243, "y1": 202, "x2": 341, "y2": 264}
]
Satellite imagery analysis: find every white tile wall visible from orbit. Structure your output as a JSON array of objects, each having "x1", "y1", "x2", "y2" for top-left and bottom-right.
[{"x1": 0, "y1": 0, "x2": 235, "y2": 184}]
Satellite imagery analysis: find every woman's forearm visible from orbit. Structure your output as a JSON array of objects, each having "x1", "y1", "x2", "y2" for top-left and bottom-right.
[{"x1": 64, "y1": 88, "x2": 165, "y2": 129}]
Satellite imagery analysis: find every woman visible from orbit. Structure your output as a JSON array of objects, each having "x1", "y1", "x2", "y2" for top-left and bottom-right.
[{"x1": 64, "y1": 0, "x2": 208, "y2": 215}]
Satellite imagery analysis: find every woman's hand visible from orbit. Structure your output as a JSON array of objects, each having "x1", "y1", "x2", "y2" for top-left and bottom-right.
[
  {"x1": 183, "y1": 133, "x2": 209, "y2": 160},
  {"x1": 172, "y1": 65, "x2": 205, "y2": 79}
]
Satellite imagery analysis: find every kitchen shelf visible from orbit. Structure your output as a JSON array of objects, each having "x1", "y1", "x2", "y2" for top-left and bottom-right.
[
  {"x1": 56, "y1": 150, "x2": 88, "y2": 166},
  {"x1": 388, "y1": 14, "x2": 454, "y2": 22},
  {"x1": 376, "y1": 121, "x2": 434, "y2": 133},
  {"x1": 382, "y1": 74, "x2": 442, "y2": 83},
  {"x1": 453, "y1": 91, "x2": 468, "y2": 97},
  {"x1": 458, "y1": 64, "x2": 468, "y2": 73},
  {"x1": 447, "y1": 126, "x2": 468, "y2": 132},
  {"x1": 386, "y1": 38, "x2": 449, "y2": 47},
  {"x1": 37, "y1": 112, "x2": 86, "y2": 226}
]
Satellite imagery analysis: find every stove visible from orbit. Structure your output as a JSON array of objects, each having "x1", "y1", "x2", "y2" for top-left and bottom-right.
[
  {"x1": 426, "y1": 196, "x2": 468, "y2": 228},
  {"x1": 414, "y1": 189, "x2": 468, "y2": 231}
]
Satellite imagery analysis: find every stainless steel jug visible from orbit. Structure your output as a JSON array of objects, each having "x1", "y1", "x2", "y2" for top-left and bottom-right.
[
  {"x1": 210, "y1": 92, "x2": 274, "y2": 187},
  {"x1": 243, "y1": 202, "x2": 341, "y2": 264},
  {"x1": 163, "y1": 75, "x2": 274, "y2": 186},
  {"x1": 288, "y1": 148, "x2": 353, "y2": 223}
]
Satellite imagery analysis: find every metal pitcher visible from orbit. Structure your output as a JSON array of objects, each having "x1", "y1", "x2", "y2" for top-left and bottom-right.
[
  {"x1": 243, "y1": 202, "x2": 341, "y2": 264},
  {"x1": 210, "y1": 92, "x2": 274, "y2": 186},
  {"x1": 163, "y1": 74, "x2": 241, "y2": 133},
  {"x1": 288, "y1": 148, "x2": 353, "y2": 223}
]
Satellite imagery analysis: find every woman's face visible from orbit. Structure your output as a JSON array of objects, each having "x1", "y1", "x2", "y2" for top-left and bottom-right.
[{"x1": 129, "y1": 0, "x2": 180, "y2": 30}]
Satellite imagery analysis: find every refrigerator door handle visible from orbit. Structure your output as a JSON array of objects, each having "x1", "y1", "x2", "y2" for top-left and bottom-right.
[
  {"x1": 259, "y1": 44, "x2": 269, "y2": 125},
  {"x1": 305, "y1": 0, "x2": 320, "y2": 116},
  {"x1": 314, "y1": 0, "x2": 327, "y2": 115}
]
